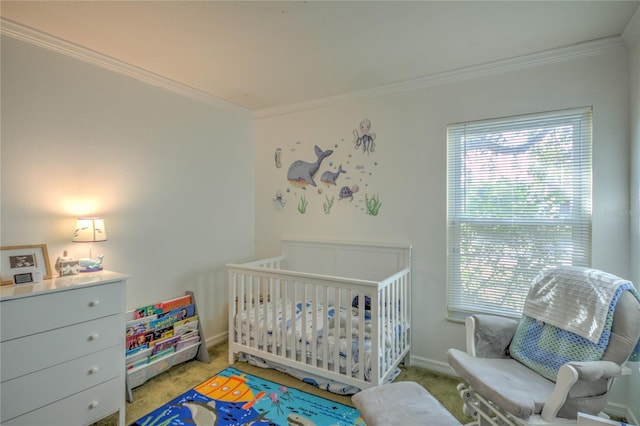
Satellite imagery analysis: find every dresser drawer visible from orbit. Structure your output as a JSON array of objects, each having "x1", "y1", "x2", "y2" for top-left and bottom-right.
[
  {"x1": 0, "y1": 345, "x2": 122, "y2": 422},
  {"x1": 0, "y1": 280, "x2": 124, "y2": 341},
  {"x1": 0, "y1": 314, "x2": 122, "y2": 382},
  {"x1": 2, "y1": 377, "x2": 123, "y2": 426}
]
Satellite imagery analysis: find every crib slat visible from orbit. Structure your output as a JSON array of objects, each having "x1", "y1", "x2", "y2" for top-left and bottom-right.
[
  {"x1": 229, "y1": 271, "x2": 238, "y2": 364},
  {"x1": 356, "y1": 290, "x2": 364, "y2": 381},
  {"x1": 383, "y1": 284, "x2": 390, "y2": 377},
  {"x1": 310, "y1": 285, "x2": 318, "y2": 366},
  {"x1": 345, "y1": 288, "x2": 353, "y2": 377},
  {"x1": 333, "y1": 288, "x2": 340, "y2": 373},
  {"x1": 370, "y1": 288, "x2": 380, "y2": 385},
  {"x1": 301, "y1": 283, "x2": 308, "y2": 365},
  {"x1": 239, "y1": 273, "x2": 246, "y2": 345},
  {"x1": 391, "y1": 281, "x2": 397, "y2": 371},
  {"x1": 278, "y1": 279, "x2": 285, "y2": 356},
  {"x1": 252, "y1": 274, "x2": 259, "y2": 350},
  {"x1": 289, "y1": 283, "x2": 297, "y2": 361},
  {"x1": 261, "y1": 276, "x2": 269, "y2": 354},
  {"x1": 322, "y1": 286, "x2": 329, "y2": 371},
  {"x1": 402, "y1": 273, "x2": 408, "y2": 350}
]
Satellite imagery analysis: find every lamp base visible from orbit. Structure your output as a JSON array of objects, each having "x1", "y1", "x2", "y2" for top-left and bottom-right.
[{"x1": 80, "y1": 266, "x2": 103, "y2": 273}]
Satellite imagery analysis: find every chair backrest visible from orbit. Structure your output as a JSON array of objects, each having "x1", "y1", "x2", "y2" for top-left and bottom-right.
[
  {"x1": 509, "y1": 266, "x2": 640, "y2": 382},
  {"x1": 509, "y1": 267, "x2": 640, "y2": 418}
]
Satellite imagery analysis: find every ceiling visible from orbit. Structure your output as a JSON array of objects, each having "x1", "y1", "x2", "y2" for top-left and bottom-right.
[{"x1": 1, "y1": 1, "x2": 639, "y2": 112}]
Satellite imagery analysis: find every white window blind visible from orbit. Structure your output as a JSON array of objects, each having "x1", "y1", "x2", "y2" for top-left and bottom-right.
[{"x1": 447, "y1": 107, "x2": 592, "y2": 319}]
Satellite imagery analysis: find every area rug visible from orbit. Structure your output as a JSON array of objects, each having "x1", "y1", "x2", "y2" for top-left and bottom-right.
[{"x1": 130, "y1": 367, "x2": 364, "y2": 426}]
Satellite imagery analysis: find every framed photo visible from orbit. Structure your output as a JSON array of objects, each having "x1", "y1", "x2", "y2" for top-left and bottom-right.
[
  {"x1": 59, "y1": 259, "x2": 81, "y2": 276},
  {"x1": 1, "y1": 244, "x2": 52, "y2": 286}
]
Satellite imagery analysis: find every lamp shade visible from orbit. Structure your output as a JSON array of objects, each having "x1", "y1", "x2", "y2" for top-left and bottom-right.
[{"x1": 73, "y1": 217, "x2": 107, "y2": 242}]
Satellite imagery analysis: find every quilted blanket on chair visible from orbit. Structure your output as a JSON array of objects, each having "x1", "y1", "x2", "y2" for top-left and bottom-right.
[{"x1": 510, "y1": 268, "x2": 640, "y2": 382}]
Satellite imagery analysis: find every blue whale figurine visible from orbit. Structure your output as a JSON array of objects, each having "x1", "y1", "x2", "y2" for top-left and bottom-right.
[{"x1": 79, "y1": 254, "x2": 104, "y2": 270}]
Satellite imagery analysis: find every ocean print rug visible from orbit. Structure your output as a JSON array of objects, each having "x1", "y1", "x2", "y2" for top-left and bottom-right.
[{"x1": 130, "y1": 367, "x2": 364, "y2": 426}]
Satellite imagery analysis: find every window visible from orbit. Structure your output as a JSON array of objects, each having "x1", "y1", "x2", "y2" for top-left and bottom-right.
[{"x1": 447, "y1": 108, "x2": 592, "y2": 319}]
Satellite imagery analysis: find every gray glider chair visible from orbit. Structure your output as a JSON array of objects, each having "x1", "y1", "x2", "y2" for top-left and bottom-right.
[{"x1": 447, "y1": 266, "x2": 640, "y2": 426}]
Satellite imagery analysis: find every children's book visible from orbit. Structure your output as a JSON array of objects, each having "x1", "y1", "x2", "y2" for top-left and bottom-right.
[
  {"x1": 149, "y1": 347, "x2": 175, "y2": 362},
  {"x1": 158, "y1": 303, "x2": 196, "y2": 320},
  {"x1": 151, "y1": 328, "x2": 174, "y2": 346},
  {"x1": 126, "y1": 345, "x2": 149, "y2": 357},
  {"x1": 127, "y1": 330, "x2": 155, "y2": 351},
  {"x1": 134, "y1": 304, "x2": 163, "y2": 319},
  {"x1": 127, "y1": 358, "x2": 150, "y2": 370},
  {"x1": 126, "y1": 314, "x2": 157, "y2": 335},
  {"x1": 173, "y1": 316, "x2": 198, "y2": 335},
  {"x1": 157, "y1": 294, "x2": 192, "y2": 313},
  {"x1": 152, "y1": 335, "x2": 181, "y2": 355},
  {"x1": 175, "y1": 334, "x2": 200, "y2": 351},
  {"x1": 151, "y1": 304, "x2": 196, "y2": 330},
  {"x1": 126, "y1": 347, "x2": 152, "y2": 364},
  {"x1": 178, "y1": 330, "x2": 198, "y2": 340},
  {"x1": 150, "y1": 314, "x2": 179, "y2": 331}
]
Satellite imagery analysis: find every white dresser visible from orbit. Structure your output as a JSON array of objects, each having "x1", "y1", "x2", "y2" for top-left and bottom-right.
[{"x1": 0, "y1": 271, "x2": 127, "y2": 425}]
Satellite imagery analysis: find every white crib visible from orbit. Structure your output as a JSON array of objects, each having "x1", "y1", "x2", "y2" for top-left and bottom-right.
[{"x1": 227, "y1": 239, "x2": 412, "y2": 393}]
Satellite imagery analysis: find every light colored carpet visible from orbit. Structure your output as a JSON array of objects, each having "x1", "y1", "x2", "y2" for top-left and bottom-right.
[{"x1": 93, "y1": 341, "x2": 469, "y2": 425}]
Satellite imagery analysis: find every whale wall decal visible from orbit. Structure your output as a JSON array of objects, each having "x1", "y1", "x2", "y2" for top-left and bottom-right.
[{"x1": 287, "y1": 145, "x2": 333, "y2": 188}]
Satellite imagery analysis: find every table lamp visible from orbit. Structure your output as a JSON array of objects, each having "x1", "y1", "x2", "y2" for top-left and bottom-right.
[{"x1": 73, "y1": 217, "x2": 107, "y2": 272}]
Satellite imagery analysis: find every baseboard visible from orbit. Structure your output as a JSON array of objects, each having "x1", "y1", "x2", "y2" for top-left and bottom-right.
[
  {"x1": 604, "y1": 401, "x2": 638, "y2": 425},
  {"x1": 205, "y1": 331, "x2": 228, "y2": 348},
  {"x1": 409, "y1": 354, "x2": 460, "y2": 379}
]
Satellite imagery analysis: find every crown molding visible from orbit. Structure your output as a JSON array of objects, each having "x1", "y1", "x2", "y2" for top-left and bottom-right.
[
  {"x1": 622, "y1": 4, "x2": 640, "y2": 47},
  {"x1": 0, "y1": 18, "x2": 628, "y2": 121},
  {"x1": 256, "y1": 36, "x2": 628, "y2": 119},
  {"x1": 0, "y1": 18, "x2": 253, "y2": 118}
]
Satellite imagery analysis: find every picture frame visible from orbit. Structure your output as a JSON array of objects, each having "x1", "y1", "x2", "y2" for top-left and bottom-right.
[
  {"x1": 1, "y1": 244, "x2": 52, "y2": 286},
  {"x1": 59, "y1": 259, "x2": 81, "y2": 276}
]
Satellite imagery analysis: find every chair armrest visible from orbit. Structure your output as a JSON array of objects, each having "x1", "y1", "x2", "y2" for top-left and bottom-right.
[
  {"x1": 541, "y1": 361, "x2": 623, "y2": 421},
  {"x1": 567, "y1": 361, "x2": 623, "y2": 381},
  {"x1": 465, "y1": 314, "x2": 520, "y2": 358}
]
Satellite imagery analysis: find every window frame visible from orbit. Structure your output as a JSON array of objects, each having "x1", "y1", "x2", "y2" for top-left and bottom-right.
[{"x1": 446, "y1": 107, "x2": 593, "y2": 321}]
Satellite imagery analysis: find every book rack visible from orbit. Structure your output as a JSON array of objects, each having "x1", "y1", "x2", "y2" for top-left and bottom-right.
[{"x1": 125, "y1": 290, "x2": 209, "y2": 402}]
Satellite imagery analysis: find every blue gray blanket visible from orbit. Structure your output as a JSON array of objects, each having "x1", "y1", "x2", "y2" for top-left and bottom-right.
[{"x1": 510, "y1": 283, "x2": 640, "y2": 382}]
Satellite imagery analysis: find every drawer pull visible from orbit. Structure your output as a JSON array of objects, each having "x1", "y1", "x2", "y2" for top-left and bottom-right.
[
  {"x1": 88, "y1": 366, "x2": 99, "y2": 375},
  {"x1": 88, "y1": 401, "x2": 99, "y2": 410},
  {"x1": 88, "y1": 333, "x2": 100, "y2": 341},
  {"x1": 89, "y1": 300, "x2": 100, "y2": 307}
]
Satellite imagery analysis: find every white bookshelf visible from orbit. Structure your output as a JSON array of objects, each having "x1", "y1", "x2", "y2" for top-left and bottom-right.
[{"x1": 125, "y1": 290, "x2": 209, "y2": 402}]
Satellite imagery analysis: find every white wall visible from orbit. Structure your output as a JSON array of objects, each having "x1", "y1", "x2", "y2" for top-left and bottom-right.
[
  {"x1": 625, "y1": 5, "x2": 640, "y2": 422},
  {"x1": 0, "y1": 35, "x2": 255, "y2": 342},
  {"x1": 255, "y1": 47, "x2": 632, "y2": 404}
]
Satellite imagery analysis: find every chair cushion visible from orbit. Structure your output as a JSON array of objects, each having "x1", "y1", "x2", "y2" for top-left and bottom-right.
[
  {"x1": 351, "y1": 381, "x2": 461, "y2": 426},
  {"x1": 447, "y1": 348, "x2": 555, "y2": 419}
]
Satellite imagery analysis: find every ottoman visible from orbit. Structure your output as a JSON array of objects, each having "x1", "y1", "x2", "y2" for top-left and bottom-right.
[{"x1": 351, "y1": 381, "x2": 462, "y2": 426}]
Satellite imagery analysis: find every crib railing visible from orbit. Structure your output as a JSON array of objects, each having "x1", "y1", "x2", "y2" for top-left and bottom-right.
[{"x1": 228, "y1": 259, "x2": 411, "y2": 390}]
